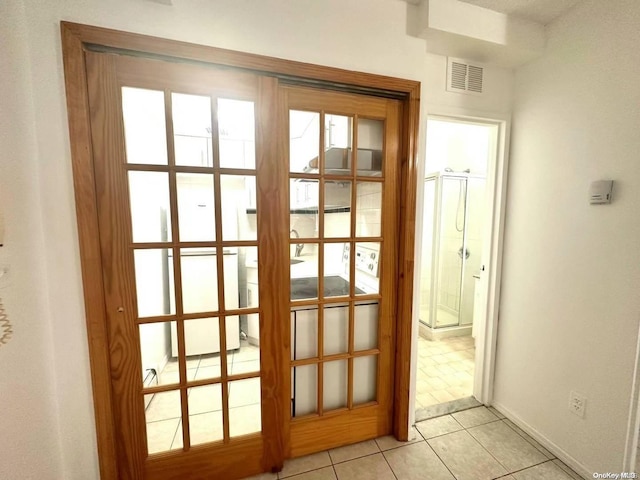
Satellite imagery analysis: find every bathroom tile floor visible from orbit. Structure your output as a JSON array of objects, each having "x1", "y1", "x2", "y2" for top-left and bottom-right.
[
  {"x1": 416, "y1": 335, "x2": 476, "y2": 408},
  {"x1": 244, "y1": 406, "x2": 583, "y2": 480}
]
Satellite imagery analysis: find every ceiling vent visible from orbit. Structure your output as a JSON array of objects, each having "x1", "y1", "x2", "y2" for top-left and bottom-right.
[{"x1": 446, "y1": 58, "x2": 484, "y2": 95}]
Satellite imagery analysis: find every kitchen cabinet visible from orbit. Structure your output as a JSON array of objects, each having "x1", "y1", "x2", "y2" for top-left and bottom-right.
[{"x1": 290, "y1": 301, "x2": 378, "y2": 416}]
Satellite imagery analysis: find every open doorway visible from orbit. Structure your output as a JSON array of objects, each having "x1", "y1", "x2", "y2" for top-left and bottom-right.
[{"x1": 415, "y1": 116, "x2": 501, "y2": 418}]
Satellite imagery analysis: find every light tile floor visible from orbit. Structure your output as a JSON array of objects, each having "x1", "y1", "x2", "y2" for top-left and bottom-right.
[
  {"x1": 416, "y1": 335, "x2": 476, "y2": 408},
  {"x1": 244, "y1": 406, "x2": 584, "y2": 480},
  {"x1": 145, "y1": 340, "x2": 262, "y2": 454}
]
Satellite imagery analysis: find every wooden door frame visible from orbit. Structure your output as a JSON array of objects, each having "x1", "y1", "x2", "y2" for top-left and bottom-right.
[{"x1": 60, "y1": 21, "x2": 419, "y2": 479}]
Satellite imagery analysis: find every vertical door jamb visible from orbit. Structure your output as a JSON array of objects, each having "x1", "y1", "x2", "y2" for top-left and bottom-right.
[{"x1": 61, "y1": 25, "x2": 119, "y2": 479}]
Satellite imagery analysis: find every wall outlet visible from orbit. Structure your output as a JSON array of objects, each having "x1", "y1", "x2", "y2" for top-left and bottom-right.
[{"x1": 569, "y1": 391, "x2": 586, "y2": 418}]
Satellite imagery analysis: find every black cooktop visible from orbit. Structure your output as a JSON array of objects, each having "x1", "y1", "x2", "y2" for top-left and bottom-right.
[{"x1": 290, "y1": 275, "x2": 364, "y2": 300}]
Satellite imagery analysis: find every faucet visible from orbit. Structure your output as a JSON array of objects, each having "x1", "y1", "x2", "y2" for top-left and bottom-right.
[{"x1": 290, "y1": 229, "x2": 304, "y2": 257}]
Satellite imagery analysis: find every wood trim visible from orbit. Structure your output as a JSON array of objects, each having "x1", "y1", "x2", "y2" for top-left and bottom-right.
[
  {"x1": 289, "y1": 404, "x2": 390, "y2": 458},
  {"x1": 256, "y1": 76, "x2": 288, "y2": 472},
  {"x1": 60, "y1": 25, "x2": 119, "y2": 479},
  {"x1": 393, "y1": 85, "x2": 421, "y2": 441},
  {"x1": 61, "y1": 22, "x2": 417, "y2": 97},
  {"x1": 86, "y1": 51, "x2": 149, "y2": 478},
  {"x1": 145, "y1": 436, "x2": 264, "y2": 480}
]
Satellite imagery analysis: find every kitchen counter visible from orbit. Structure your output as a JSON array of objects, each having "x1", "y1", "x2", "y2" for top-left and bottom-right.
[{"x1": 290, "y1": 275, "x2": 363, "y2": 300}]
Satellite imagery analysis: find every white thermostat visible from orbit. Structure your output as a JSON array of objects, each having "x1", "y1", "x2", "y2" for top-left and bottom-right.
[{"x1": 589, "y1": 180, "x2": 613, "y2": 205}]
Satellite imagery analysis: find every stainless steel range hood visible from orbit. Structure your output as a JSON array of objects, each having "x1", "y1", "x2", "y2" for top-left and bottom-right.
[{"x1": 303, "y1": 147, "x2": 382, "y2": 176}]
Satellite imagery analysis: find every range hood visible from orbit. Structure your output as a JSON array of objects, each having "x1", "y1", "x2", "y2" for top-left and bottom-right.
[{"x1": 303, "y1": 147, "x2": 382, "y2": 176}]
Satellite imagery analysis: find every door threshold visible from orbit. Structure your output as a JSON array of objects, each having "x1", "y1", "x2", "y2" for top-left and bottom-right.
[{"x1": 415, "y1": 396, "x2": 481, "y2": 422}]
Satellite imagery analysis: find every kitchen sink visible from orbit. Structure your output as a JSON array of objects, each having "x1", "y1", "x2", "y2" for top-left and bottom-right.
[{"x1": 290, "y1": 275, "x2": 364, "y2": 300}]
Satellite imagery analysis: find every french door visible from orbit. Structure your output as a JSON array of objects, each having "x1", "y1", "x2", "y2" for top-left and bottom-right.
[
  {"x1": 83, "y1": 48, "x2": 401, "y2": 479},
  {"x1": 283, "y1": 86, "x2": 400, "y2": 456}
]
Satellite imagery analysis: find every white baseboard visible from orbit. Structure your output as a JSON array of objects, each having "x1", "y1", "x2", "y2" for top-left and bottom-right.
[{"x1": 490, "y1": 401, "x2": 590, "y2": 480}]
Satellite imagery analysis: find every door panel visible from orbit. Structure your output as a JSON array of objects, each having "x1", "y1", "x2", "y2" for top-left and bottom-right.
[
  {"x1": 86, "y1": 51, "x2": 277, "y2": 479},
  {"x1": 84, "y1": 49, "x2": 400, "y2": 478},
  {"x1": 284, "y1": 86, "x2": 400, "y2": 457}
]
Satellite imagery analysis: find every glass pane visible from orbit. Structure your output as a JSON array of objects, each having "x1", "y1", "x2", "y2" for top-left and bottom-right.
[
  {"x1": 187, "y1": 384, "x2": 223, "y2": 446},
  {"x1": 145, "y1": 390, "x2": 182, "y2": 454},
  {"x1": 324, "y1": 181, "x2": 351, "y2": 238},
  {"x1": 460, "y1": 177, "x2": 486, "y2": 326},
  {"x1": 180, "y1": 251, "x2": 240, "y2": 318},
  {"x1": 435, "y1": 178, "x2": 464, "y2": 328},
  {"x1": 176, "y1": 173, "x2": 215, "y2": 242},
  {"x1": 221, "y1": 175, "x2": 256, "y2": 241},
  {"x1": 291, "y1": 308, "x2": 317, "y2": 360},
  {"x1": 140, "y1": 322, "x2": 180, "y2": 387},
  {"x1": 323, "y1": 360, "x2": 347, "y2": 411},
  {"x1": 324, "y1": 114, "x2": 353, "y2": 174},
  {"x1": 420, "y1": 178, "x2": 436, "y2": 327},
  {"x1": 229, "y1": 378, "x2": 262, "y2": 437},
  {"x1": 355, "y1": 181, "x2": 382, "y2": 237},
  {"x1": 324, "y1": 243, "x2": 350, "y2": 298},
  {"x1": 323, "y1": 305, "x2": 348, "y2": 356},
  {"x1": 229, "y1": 377, "x2": 261, "y2": 408},
  {"x1": 243, "y1": 246, "x2": 260, "y2": 346},
  {"x1": 353, "y1": 355, "x2": 377, "y2": 404},
  {"x1": 182, "y1": 317, "x2": 221, "y2": 377},
  {"x1": 222, "y1": 248, "x2": 240, "y2": 308},
  {"x1": 356, "y1": 119, "x2": 383, "y2": 176},
  {"x1": 230, "y1": 337, "x2": 260, "y2": 376},
  {"x1": 218, "y1": 99, "x2": 256, "y2": 169},
  {"x1": 188, "y1": 383, "x2": 222, "y2": 415},
  {"x1": 290, "y1": 245, "x2": 319, "y2": 300},
  {"x1": 354, "y1": 302, "x2": 378, "y2": 351},
  {"x1": 290, "y1": 110, "x2": 319, "y2": 173},
  {"x1": 292, "y1": 364, "x2": 317, "y2": 417},
  {"x1": 188, "y1": 410, "x2": 223, "y2": 447},
  {"x1": 129, "y1": 171, "x2": 171, "y2": 243},
  {"x1": 354, "y1": 242, "x2": 380, "y2": 295},
  {"x1": 158, "y1": 338, "x2": 198, "y2": 387},
  {"x1": 290, "y1": 180, "x2": 319, "y2": 239},
  {"x1": 195, "y1": 349, "x2": 232, "y2": 383},
  {"x1": 121, "y1": 87, "x2": 168, "y2": 165},
  {"x1": 181, "y1": 247, "x2": 218, "y2": 314},
  {"x1": 134, "y1": 249, "x2": 175, "y2": 318},
  {"x1": 172, "y1": 93, "x2": 212, "y2": 167},
  {"x1": 164, "y1": 351, "x2": 201, "y2": 375},
  {"x1": 230, "y1": 404, "x2": 261, "y2": 438}
]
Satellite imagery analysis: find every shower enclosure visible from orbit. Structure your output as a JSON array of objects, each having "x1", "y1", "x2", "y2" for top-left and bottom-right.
[{"x1": 419, "y1": 171, "x2": 486, "y2": 337}]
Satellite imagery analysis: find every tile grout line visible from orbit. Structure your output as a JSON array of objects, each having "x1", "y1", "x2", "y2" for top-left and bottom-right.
[
  {"x1": 462, "y1": 415, "x2": 561, "y2": 479},
  {"x1": 380, "y1": 449, "x2": 400, "y2": 480},
  {"x1": 493, "y1": 458, "x2": 562, "y2": 479},
  {"x1": 500, "y1": 418, "x2": 556, "y2": 460},
  {"x1": 423, "y1": 433, "x2": 462, "y2": 480},
  {"x1": 412, "y1": 420, "x2": 462, "y2": 480},
  {"x1": 462, "y1": 419, "x2": 518, "y2": 477}
]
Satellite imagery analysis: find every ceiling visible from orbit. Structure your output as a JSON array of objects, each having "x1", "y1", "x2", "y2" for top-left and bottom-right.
[{"x1": 457, "y1": 0, "x2": 582, "y2": 25}]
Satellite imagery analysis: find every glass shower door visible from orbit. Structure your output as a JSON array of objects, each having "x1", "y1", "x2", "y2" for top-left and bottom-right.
[
  {"x1": 419, "y1": 178, "x2": 436, "y2": 327},
  {"x1": 434, "y1": 177, "x2": 465, "y2": 328}
]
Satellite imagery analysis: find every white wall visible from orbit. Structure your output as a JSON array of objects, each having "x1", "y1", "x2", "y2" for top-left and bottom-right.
[
  {"x1": 1, "y1": 0, "x2": 513, "y2": 478},
  {"x1": 0, "y1": 1, "x2": 64, "y2": 479},
  {"x1": 494, "y1": 0, "x2": 640, "y2": 473}
]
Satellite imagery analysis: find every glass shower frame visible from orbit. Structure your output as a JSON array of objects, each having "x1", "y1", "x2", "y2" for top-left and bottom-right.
[{"x1": 420, "y1": 171, "x2": 485, "y2": 329}]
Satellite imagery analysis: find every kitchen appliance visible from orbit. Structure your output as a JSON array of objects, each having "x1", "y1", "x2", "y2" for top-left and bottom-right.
[{"x1": 169, "y1": 249, "x2": 240, "y2": 357}]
